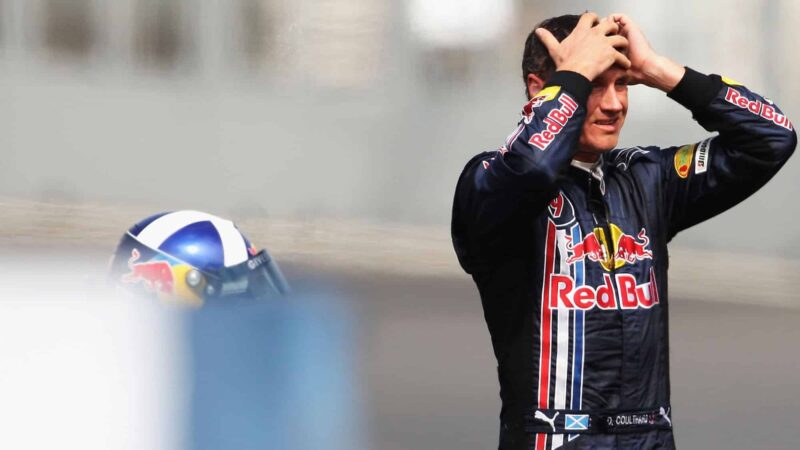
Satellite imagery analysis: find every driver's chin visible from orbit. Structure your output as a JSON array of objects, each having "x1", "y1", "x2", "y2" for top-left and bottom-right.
[{"x1": 579, "y1": 134, "x2": 619, "y2": 154}]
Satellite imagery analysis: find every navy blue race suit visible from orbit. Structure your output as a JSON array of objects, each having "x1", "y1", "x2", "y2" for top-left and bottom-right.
[{"x1": 451, "y1": 68, "x2": 796, "y2": 450}]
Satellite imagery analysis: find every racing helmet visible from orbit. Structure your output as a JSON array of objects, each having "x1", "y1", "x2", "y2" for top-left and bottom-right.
[{"x1": 109, "y1": 210, "x2": 289, "y2": 305}]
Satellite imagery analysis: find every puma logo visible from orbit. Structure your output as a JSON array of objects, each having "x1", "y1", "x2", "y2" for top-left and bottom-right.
[
  {"x1": 534, "y1": 410, "x2": 559, "y2": 432},
  {"x1": 659, "y1": 407, "x2": 672, "y2": 427}
]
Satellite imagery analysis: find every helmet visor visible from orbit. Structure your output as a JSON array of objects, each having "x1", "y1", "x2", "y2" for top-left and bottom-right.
[{"x1": 203, "y1": 249, "x2": 291, "y2": 299}]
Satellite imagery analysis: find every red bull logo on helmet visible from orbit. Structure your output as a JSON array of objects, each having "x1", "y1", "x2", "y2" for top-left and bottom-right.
[
  {"x1": 566, "y1": 224, "x2": 652, "y2": 271},
  {"x1": 122, "y1": 248, "x2": 175, "y2": 294}
]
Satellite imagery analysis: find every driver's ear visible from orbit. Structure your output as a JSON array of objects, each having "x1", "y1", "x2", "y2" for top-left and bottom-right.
[{"x1": 527, "y1": 73, "x2": 546, "y2": 99}]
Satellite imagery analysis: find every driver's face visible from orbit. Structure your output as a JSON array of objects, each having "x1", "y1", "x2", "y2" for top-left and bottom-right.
[{"x1": 577, "y1": 67, "x2": 629, "y2": 154}]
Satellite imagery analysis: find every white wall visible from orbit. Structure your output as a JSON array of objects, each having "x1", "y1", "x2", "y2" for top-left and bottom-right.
[{"x1": 1, "y1": 0, "x2": 798, "y2": 256}]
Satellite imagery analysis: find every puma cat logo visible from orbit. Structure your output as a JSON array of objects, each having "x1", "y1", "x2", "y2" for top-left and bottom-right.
[{"x1": 534, "y1": 410, "x2": 559, "y2": 432}]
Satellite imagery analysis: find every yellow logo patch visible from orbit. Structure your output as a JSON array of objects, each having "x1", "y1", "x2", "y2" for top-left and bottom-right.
[
  {"x1": 721, "y1": 76, "x2": 743, "y2": 86},
  {"x1": 593, "y1": 224, "x2": 622, "y2": 272},
  {"x1": 674, "y1": 144, "x2": 695, "y2": 179},
  {"x1": 532, "y1": 86, "x2": 561, "y2": 103}
]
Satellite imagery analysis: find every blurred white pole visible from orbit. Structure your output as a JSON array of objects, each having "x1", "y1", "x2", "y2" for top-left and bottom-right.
[{"x1": 0, "y1": 273, "x2": 186, "y2": 450}]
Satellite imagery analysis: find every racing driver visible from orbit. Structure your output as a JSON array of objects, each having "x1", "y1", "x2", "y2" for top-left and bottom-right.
[{"x1": 451, "y1": 12, "x2": 796, "y2": 450}]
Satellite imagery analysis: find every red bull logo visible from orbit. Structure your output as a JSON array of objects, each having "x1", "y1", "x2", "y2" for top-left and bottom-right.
[
  {"x1": 724, "y1": 87, "x2": 793, "y2": 130},
  {"x1": 523, "y1": 86, "x2": 562, "y2": 123},
  {"x1": 528, "y1": 93, "x2": 579, "y2": 151},
  {"x1": 566, "y1": 225, "x2": 652, "y2": 271},
  {"x1": 615, "y1": 229, "x2": 653, "y2": 264},
  {"x1": 548, "y1": 268, "x2": 660, "y2": 310},
  {"x1": 566, "y1": 232, "x2": 607, "y2": 265},
  {"x1": 122, "y1": 249, "x2": 175, "y2": 294}
]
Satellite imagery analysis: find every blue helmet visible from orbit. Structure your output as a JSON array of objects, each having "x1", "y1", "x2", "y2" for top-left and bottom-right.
[{"x1": 109, "y1": 210, "x2": 289, "y2": 304}]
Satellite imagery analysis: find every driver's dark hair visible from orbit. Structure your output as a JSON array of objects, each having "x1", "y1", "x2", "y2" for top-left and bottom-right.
[{"x1": 522, "y1": 14, "x2": 581, "y2": 99}]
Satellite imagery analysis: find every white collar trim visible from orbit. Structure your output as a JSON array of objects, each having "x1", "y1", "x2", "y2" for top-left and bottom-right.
[{"x1": 570, "y1": 158, "x2": 604, "y2": 181}]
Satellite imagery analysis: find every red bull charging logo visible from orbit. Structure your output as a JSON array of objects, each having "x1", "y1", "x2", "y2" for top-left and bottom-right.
[
  {"x1": 122, "y1": 249, "x2": 175, "y2": 294},
  {"x1": 566, "y1": 224, "x2": 652, "y2": 271},
  {"x1": 545, "y1": 192, "x2": 659, "y2": 311}
]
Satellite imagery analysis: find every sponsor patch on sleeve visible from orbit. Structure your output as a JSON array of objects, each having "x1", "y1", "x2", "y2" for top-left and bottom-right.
[
  {"x1": 527, "y1": 93, "x2": 579, "y2": 151},
  {"x1": 532, "y1": 86, "x2": 561, "y2": 104},
  {"x1": 522, "y1": 86, "x2": 563, "y2": 123},
  {"x1": 721, "y1": 76, "x2": 743, "y2": 86},
  {"x1": 694, "y1": 138, "x2": 712, "y2": 174},
  {"x1": 673, "y1": 144, "x2": 695, "y2": 179},
  {"x1": 723, "y1": 87, "x2": 793, "y2": 130}
]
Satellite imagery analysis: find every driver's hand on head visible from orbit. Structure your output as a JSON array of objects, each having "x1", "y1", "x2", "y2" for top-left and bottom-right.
[
  {"x1": 535, "y1": 12, "x2": 631, "y2": 82},
  {"x1": 608, "y1": 13, "x2": 685, "y2": 91},
  {"x1": 607, "y1": 13, "x2": 658, "y2": 85}
]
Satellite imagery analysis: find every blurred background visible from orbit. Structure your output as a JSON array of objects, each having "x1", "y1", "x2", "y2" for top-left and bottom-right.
[{"x1": 0, "y1": 0, "x2": 798, "y2": 449}]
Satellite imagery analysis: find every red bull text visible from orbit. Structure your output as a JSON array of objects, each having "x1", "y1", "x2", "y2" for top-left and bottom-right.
[
  {"x1": 724, "y1": 88, "x2": 793, "y2": 130},
  {"x1": 528, "y1": 94, "x2": 579, "y2": 151},
  {"x1": 548, "y1": 268, "x2": 660, "y2": 311}
]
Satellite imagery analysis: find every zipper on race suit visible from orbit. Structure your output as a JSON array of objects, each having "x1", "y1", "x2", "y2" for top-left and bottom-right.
[
  {"x1": 587, "y1": 175, "x2": 615, "y2": 275},
  {"x1": 588, "y1": 171, "x2": 627, "y2": 408}
]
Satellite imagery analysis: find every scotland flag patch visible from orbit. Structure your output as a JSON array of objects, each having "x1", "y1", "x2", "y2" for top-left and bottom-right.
[{"x1": 565, "y1": 414, "x2": 589, "y2": 431}]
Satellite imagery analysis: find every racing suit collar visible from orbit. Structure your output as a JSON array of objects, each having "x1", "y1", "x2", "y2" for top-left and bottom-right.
[
  {"x1": 570, "y1": 156, "x2": 606, "y2": 194},
  {"x1": 570, "y1": 157, "x2": 604, "y2": 180}
]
